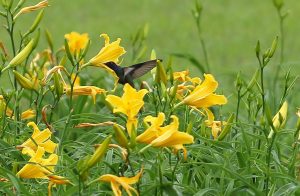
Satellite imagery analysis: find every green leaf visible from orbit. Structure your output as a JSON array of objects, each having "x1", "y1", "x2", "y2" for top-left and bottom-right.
[{"x1": 172, "y1": 53, "x2": 206, "y2": 73}]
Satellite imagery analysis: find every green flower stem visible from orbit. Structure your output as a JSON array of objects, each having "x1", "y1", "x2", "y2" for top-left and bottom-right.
[
  {"x1": 158, "y1": 152, "x2": 163, "y2": 196},
  {"x1": 235, "y1": 87, "x2": 242, "y2": 123},
  {"x1": 260, "y1": 67, "x2": 265, "y2": 114},
  {"x1": 171, "y1": 154, "x2": 180, "y2": 182},
  {"x1": 200, "y1": 37, "x2": 210, "y2": 73},
  {"x1": 139, "y1": 143, "x2": 152, "y2": 154},
  {"x1": 272, "y1": 8, "x2": 285, "y2": 98},
  {"x1": 59, "y1": 108, "x2": 73, "y2": 154},
  {"x1": 173, "y1": 101, "x2": 183, "y2": 109},
  {"x1": 127, "y1": 153, "x2": 140, "y2": 194},
  {"x1": 48, "y1": 98, "x2": 59, "y2": 124},
  {"x1": 265, "y1": 133, "x2": 276, "y2": 195},
  {"x1": 288, "y1": 124, "x2": 300, "y2": 176},
  {"x1": 195, "y1": 13, "x2": 210, "y2": 73},
  {"x1": 5, "y1": 9, "x2": 21, "y2": 134}
]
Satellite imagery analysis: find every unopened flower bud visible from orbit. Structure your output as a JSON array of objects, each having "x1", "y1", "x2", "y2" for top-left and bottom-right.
[
  {"x1": 86, "y1": 135, "x2": 112, "y2": 169},
  {"x1": 113, "y1": 123, "x2": 128, "y2": 148},
  {"x1": 13, "y1": 70, "x2": 37, "y2": 91}
]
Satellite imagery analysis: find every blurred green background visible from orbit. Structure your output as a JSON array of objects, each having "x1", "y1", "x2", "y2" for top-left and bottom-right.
[{"x1": 1, "y1": 0, "x2": 299, "y2": 104}]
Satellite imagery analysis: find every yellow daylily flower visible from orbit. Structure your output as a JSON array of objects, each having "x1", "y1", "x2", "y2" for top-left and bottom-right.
[
  {"x1": 99, "y1": 168, "x2": 143, "y2": 196},
  {"x1": 17, "y1": 122, "x2": 57, "y2": 154},
  {"x1": 106, "y1": 84, "x2": 148, "y2": 136},
  {"x1": 181, "y1": 74, "x2": 227, "y2": 108},
  {"x1": 137, "y1": 113, "x2": 194, "y2": 152},
  {"x1": 173, "y1": 70, "x2": 190, "y2": 82},
  {"x1": 172, "y1": 144, "x2": 188, "y2": 160},
  {"x1": 171, "y1": 70, "x2": 202, "y2": 100},
  {"x1": 173, "y1": 70, "x2": 202, "y2": 85},
  {"x1": 207, "y1": 120, "x2": 227, "y2": 139},
  {"x1": 48, "y1": 175, "x2": 71, "y2": 196},
  {"x1": 203, "y1": 107, "x2": 228, "y2": 140},
  {"x1": 16, "y1": 146, "x2": 58, "y2": 179},
  {"x1": 86, "y1": 34, "x2": 126, "y2": 87},
  {"x1": 136, "y1": 113, "x2": 171, "y2": 143},
  {"x1": 65, "y1": 32, "x2": 89, "y2": 55},
  {"x1": 14, "y1": 0, "x2": 49, "y2": 20},
  {"x1": 89, "y1": 34, "x2": 126, "y2": 66},
  {"x1": 65, "y1": 86, "x2": 106, "y2": 104}
]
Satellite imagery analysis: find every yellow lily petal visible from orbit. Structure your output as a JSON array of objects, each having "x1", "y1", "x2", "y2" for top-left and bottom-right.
[
  {"x1": 137, "y1": 114, "x2": 194, "y2": 149},
  {"x1": 173, "y1": 70, "x2": 190, "y2": 82},
  {"x1": 126, "y1": 117, "x2": 138, "y2": 136},
  {"x1": 21, "y1": 109, "x2": 36, "y2": 120},
  {"x1": 172, "y1": 145, "x2": 188, "y2": 161},
  {"x1": 183, "y1": 74, "x2": 218, "y2": 103},
  {"x1": 19, "y1": 122, "x2": 57, "y2": 154},
  {"x1": 65, "y1": 86, "x2": 106, "y2": 104},
  {"x1": 182, "y1": 74, "x2": 227, "y2": 108},
  {"x1": 16, "y1": 146, "x2": 58, "y2": 179},
  {"x1": 99, "y1": 168, "x2": 143, "y2": 196},
  {"x1": 106, "y1": 84, "x2": 148, "y2": 136},
  {"x1": 87, "y1": 34, "x2": 126, "y2": 88},
  {"x1": 203, "y1": 107, "x2": 214, "y2": 124},
  {"x1": 151, "y1": 129, "x2": 194, "y2": 147},
  {"x1": 89, "y1": 34, "x2": 126, "y2": 65},
  {"x1": 136, "y1": 113, "x2": 166, "y2": 143},
  {"x1": 48, "y1": 175, "x2": 71, "y2": 185},
  {"x1": 191, "y1": 94, "x2": 227, "y2": 108},
  {"x1": 65, "y1": 32, "x2": 89, "y2": 55}
]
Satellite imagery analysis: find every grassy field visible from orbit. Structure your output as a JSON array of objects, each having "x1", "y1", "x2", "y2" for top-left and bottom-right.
[
  {"x1": 6, "y1": 0, "x2": 298, "y2": 100},
  {"x1": 8, "y1": 0, "x2": 300, "y2": 70}
]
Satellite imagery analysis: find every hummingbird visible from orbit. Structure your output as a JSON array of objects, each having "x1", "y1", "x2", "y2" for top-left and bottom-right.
[{"x1": 104, "y1": 59, "x2": 162, "y2": 87}]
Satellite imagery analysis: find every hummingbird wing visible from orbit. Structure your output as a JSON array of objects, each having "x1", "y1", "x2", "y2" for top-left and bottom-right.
[{"x1": 124, "y1": 59, "x2": 162, "y2": 79}]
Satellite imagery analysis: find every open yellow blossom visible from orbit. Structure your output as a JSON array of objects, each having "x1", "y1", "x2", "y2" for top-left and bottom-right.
[
  {"x1": 106, "y1": 84, "x2": 148, "y2": 136},
  {"x1": 14, "y1": 0, "x2": 49, "y2": 20},
  {"x1": 180, "y1": 74, "x2": 227, "y2": 108},
  {"x1": 17, "y1": 122, "x2": 57, "y2": 154},
  {"x1": 137, "y1": 113, "x2": 194, "y2": 155},
  {"x1": 136, "y1": 113, "x2": 172, "y2": 143},
  {"x1": 86, "y1": 34, "x2": 126, "y2": 87},
  {"x1": 65, "y1": 86, "x2": 106, "y2": 104},
  {"x1": 203, "y1": 108, "x2": 225, "y2": 139},
  {"x1": 172, "y1": 70, "x2": 202, "y2": 100},
  {"x1": 99, "y1": 168, "x2": 143, "y2": 196},
  {"x1": 173, "y1": 70, "x2": 190, "y2": 82},
  {"x1": 65, "y1": 32, "x2": 89, "y2": 55},
  {"x1": 16, "y1": 146, "x2": 58, "y2": 179},
  {"x1": 173, "y1": 70, "x2": 202, "y2": 85},
  {"x1": 48, "y1": 175, "x2": 71, "y2": 196}
]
